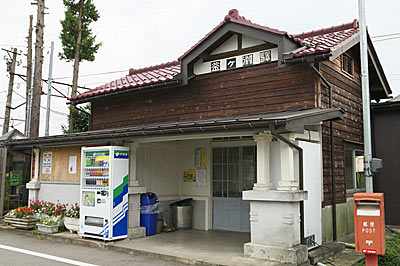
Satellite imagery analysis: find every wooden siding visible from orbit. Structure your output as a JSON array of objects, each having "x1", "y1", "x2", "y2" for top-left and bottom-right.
[
  {"x1": 91, "y1": 62, "x2": 316, "y2": 130},
  {"x1": 319, "y1": 52, "x2": 363, "y2": 205}
]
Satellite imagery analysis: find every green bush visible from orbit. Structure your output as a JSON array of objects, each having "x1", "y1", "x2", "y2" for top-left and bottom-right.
[
  {"x1": 378, "y1": 234, "x2": 400, "y2": 265},
  {"x1": 356, "y1": 234, "x2": 400, "y2": 266}
]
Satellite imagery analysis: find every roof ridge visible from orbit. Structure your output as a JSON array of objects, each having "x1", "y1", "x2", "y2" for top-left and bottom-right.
[
  {"x1": 179, "y1": 9, "x2": 287, "y2": 60},
  {"x1": 129, "y1": 60, "x2": 179, "y2": 75},
  {"x1": 225, "y1": 9, "x2": 287, "y2": 35},
  {"x1": 292, "y1": 19, "x2": 359, "y2": 39}
]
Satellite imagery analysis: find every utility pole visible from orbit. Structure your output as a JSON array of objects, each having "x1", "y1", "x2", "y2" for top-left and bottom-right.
[
  {"x1": 30, "y1": 0, "x2": 45, "y2": 138},
  {"x1": 358, "y1": 0, "x2": 373, "y2": 193},
  {"x1": 25, "y1": 15, "x2": 33, "y2": 136},
  {"x1": 2, "y1": 48, "x2": 18, "y2": 135},
  {"x1": 69, "y1": 0, "x2": 84, "y2": 131},
  {"x1": 45, "y1": 41, "x2": 54, "y2": 136}
]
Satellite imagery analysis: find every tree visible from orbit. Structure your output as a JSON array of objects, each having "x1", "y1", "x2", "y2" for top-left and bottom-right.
[
  {"x1": 61, "y1": 103, "x2": 91, "y2": 134},
  {"x1": 59, "y1": 0, "x2": 101, "y2": 132}
]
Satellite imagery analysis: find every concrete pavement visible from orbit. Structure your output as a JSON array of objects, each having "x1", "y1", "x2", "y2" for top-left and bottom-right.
[{"x1": 0, "y1": 229, "x2": 187, "y2": 266}]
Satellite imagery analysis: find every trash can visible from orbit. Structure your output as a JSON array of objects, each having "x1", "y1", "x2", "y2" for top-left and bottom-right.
[
  {"x1": 140, "y1": 192, "x2": 160, "y2": 236},
  {"x1": 170, "y1": 198, "x2": 193, "y2": 230}
]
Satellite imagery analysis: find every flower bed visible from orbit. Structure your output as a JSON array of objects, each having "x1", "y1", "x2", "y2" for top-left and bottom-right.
[
  {"x1": 4, "y1": 206, "x2": 39, "y2": 229},
  {"x1": 4, "y1": 200, "x2": 78, "y2": 232}
]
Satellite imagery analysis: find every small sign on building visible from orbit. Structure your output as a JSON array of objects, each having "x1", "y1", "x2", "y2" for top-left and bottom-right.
[{"x1": 42, "y1": 152, "x2": 52, "y2": 174}]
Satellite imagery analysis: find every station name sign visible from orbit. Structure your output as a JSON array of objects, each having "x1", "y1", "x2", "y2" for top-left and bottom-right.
[{"x1": 193, "y1": 48, "x2": 278, "y2": 76}]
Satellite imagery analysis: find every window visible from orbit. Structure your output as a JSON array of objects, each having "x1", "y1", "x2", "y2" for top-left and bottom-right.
[
  {"x1": 345, "y1": 149, "x2": 365, "y2": 191},
  {"x1": 342, "y1": 54, "x2": 353, "y2": 76},
  {"x1": 212, "y1": 146, "x2": 256, "y2": 198}
]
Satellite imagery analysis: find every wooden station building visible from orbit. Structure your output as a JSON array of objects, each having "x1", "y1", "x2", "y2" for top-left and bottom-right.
[{"x1": 3, "y1": 9, "x2": 391, "y2": 265}]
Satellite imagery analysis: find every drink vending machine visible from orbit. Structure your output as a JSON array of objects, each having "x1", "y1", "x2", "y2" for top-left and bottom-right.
[{"x1": 79, "y1": 146, "x2": 129, "y2": 240}]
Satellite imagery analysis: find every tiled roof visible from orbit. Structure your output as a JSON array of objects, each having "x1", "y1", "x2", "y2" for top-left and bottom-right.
[
  {"x1": 291, "y1": 19, "x2": 359, "y2": 57},
  {"x1": 71, "y1": 10, "x2": 360, "y2": 102},
  {"x1": 70, "y1": 61, "x2": 180, "y2": 100}
]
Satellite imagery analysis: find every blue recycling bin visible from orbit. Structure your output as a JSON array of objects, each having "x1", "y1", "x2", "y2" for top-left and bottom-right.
[{"x1": 140, "y1": 192, "x2": 159, "y2": 236}]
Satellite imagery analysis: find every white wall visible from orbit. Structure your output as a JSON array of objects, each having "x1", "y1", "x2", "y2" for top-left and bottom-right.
[
  {"x1": 242, "y1": 35, "x2": 265, "y2": 48},
  {"x1": 210, "y1": 35, "x2": 238, "y2": 55},
  {"x1": 38, "y1": 183, "x2": 80, "y2": 205},
  {"x1": 136, "y1": 140, "x2": 212, "y2": 230},
  {"x1": 136, "y1": 142, "x2": 181, "y2": 198},
  {"x1": 300, "y1": 141, "x2": 323, "y2": 245}
]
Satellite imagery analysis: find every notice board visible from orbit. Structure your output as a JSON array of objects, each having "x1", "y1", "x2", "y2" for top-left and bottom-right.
[{"x1": 41, "y1": 146, "x2": 82, "y2": 183}]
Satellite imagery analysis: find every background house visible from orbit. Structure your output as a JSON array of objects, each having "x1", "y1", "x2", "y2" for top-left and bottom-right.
[{"x1": 371, "y1": 95, "x2": 400, "y2": 226}]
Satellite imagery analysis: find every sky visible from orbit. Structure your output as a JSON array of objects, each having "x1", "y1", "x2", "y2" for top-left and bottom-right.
[{"x1": 0, "y1": 0, "x2": 399, "y2": 136}]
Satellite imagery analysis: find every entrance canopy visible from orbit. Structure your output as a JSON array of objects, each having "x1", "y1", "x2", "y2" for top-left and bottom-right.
[{"x1": 4, "y1": 107, "x2": 343, "y2": 148}]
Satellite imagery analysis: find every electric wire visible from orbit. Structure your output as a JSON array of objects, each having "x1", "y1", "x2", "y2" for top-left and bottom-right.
[
  {"x1": 12, "y1": 89, "x2": 68, "y2": 116},
  {"x1": 309, "y1": 238, "x2": 337, "y2": 266},
  {"x1": 373, "y1": 36, "x2": 400, "y2": 42},
  {"x1": 53, "y1": 69, "x2": 129, "y2": 80},
  {"x1": 371, "y1": 32, "x2": 400, "y2": 39}
]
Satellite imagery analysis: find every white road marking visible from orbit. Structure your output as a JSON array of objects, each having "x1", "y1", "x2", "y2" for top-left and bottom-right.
[{"x1": 0, "y1": 243, "x2": 98, "y2": 266}]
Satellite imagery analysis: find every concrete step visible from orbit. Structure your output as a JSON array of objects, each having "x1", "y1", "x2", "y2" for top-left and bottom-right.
[{"x1": 308, "y1": 242, "x2": 345, "y2": 264}]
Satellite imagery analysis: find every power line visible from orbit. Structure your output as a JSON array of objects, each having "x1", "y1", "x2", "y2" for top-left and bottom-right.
[
  {"x1": 373, "y1": 36, "x2": 400, "y2": 43},
  {"x1": 371, "y1": 33, "x2": 400, "y2": 39},
  {"x1": 11, "y1": 89, "x2": 68, "y2": 116},
  {"x1": 53, "y1": 69, "x2": 129, "y2": 80}
]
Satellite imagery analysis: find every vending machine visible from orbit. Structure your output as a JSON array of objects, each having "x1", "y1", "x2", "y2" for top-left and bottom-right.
[{"x1": 79, "y1": 146, "x2": 129, "y2": 240}]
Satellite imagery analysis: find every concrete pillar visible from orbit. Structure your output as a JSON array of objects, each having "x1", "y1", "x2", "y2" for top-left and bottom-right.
[
  {"x1": 26, "y1": 148, "x2": 40, "y2": 203},
  {"x1": 127, "y1": 143, "x2": 146, "y2": 238},
  {"x1": 278, "y1": 134, "x2": 299, "y2": 191},
  {"x1": 253, "y1": 133, "x2": 273, "y2": 190},
  {"x1": 243, "y1": 190, "x2": 308, "y2": 265}
]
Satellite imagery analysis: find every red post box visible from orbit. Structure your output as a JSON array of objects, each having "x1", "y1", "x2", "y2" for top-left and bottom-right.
[{"x1": 354, "y1": 193, "x2": 385, "y2": 265}]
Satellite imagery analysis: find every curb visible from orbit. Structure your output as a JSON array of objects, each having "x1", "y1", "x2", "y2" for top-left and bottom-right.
[{"x1": 0, "y1": 225, "x2": 226, "y2": 266}]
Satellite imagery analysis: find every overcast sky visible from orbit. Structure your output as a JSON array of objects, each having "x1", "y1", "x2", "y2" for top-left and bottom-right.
[{"x1": 1, "y1": 0, "x2": 399, "y2": 136}]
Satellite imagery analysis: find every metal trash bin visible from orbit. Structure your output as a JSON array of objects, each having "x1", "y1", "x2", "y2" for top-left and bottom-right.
[{"x1": 170, "y1": 198, "x2": 193, "y2": 230}]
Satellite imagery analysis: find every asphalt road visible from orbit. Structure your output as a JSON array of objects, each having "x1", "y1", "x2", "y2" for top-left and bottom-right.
[{"x1": 0, "y1": 230, "x2": 187, "y2": 266}]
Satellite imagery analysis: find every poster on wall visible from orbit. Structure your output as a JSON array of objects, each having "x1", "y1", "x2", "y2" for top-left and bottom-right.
[
  {"x1": 69, "y1": 155, "x2": 77, "y2": 174},
  {"x1": 194, "y1": 148, "x2": 207, "y2": 168},
  {"x1": 184, "y1": 169, "x2": 196, "y2": 182},
  {"x1": 42, "y1": 152, "x2": 52, "y2": 174},
  {"x1": 196, "y1": 168, "x2": 207, "y2": 187}
]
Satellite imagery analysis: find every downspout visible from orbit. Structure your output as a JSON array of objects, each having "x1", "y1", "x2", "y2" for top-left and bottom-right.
[
  {"x1": 311, "y1": 64, "x2": 337, "y2": 241},
  {"x1": 270, "y1": 131, "x2": 305, "y2": 245}
]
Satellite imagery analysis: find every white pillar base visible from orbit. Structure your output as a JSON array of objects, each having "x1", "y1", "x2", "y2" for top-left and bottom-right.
[
  {"x1": 244, "y1": 242, "x2": 308, "y2": 265},
  {"x1": 253, "y1": 182, "x2": 273, "y2": 190},
  {"x1": 128, "y1": 226, "x2": 146, "y2": 239},
  {"x1": 242, "y1": 190, "x2": 308, "y2": 265},
  {"x1": 278, "y1": 180, "x2": 299, "y2": 191},
  {"x1": 128, "y1": 186, "x2": 146, "y2": 228},
  {"x1": 26, "y1": 181, "x2": 40, "y2": 203}
]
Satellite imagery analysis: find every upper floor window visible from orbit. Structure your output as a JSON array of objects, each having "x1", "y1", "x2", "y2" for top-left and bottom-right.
[
  {"x1": 342, "y1": 54, "x2": 353, "y2": 76},
  {"x1": 345, "y1": 149, "x2": 365, "y2": 192}
]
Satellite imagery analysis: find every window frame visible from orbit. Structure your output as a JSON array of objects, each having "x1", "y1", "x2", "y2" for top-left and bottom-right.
[
  {"x1": 345, "y1": 148, "x2": 366, "y2": 193},
  {"x1": 341, "y1": 54, "x2": 354, "y2": 77}
]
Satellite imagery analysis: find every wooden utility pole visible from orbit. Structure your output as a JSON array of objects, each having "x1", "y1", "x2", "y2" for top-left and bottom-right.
[
  {"x1": 2, "y1": 48, "x2": 18, "y2": 135},
  {"x1": 30, "y1": 0, "x2": 45, "y2": 138},
  {"x1": 69, "y1": 0, "x2": 84, "y2": 131},
  {"x1": 25, "y1": 15, "x2": 33, "y2": 136},
  {"x1": 0, "y1": 147, "x2": 7, "y2": 216}
]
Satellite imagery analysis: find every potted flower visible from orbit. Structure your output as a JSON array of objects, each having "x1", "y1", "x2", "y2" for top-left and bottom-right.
[
  {"x1": 36, "y1": 215, "x2": 60, "y2": 234},
  {"x1": 4, "y1": 206, "x2": 39, "y2": 229},
  {"x1": 37, "y1": 201, "x2": 66, "y2": 226},
  {"x1": 64, "y1": 203, "x2": 80, "y2": 233},
  {"x1": 29, "y1": 199, "x2": 45, "y2": 219}
]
